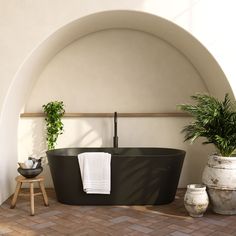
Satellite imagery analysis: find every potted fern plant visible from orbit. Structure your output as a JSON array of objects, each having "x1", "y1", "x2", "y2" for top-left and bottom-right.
[
  {"x1": 179, "y1": 93, "x2": 236, "y2": 215},
  {"x1": 42, "y1": 101, "x2": 65, "y2": 150}
]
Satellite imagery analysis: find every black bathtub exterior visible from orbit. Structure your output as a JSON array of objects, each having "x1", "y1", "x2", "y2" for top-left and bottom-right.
[{"x1": 47, "y1": 147, "x2": 185, "y2": 205}]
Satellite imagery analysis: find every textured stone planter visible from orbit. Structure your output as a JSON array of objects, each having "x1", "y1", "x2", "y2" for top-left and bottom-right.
[
  {"x1": 202, "y1": 155, "x2": 236, "y2": 215},
  {"x1": 184, "y1": 184, "x2": 209, "y2": 217}
]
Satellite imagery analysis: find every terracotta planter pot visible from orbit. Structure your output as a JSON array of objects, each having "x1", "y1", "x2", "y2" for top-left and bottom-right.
[{"x1": 202, "y1": 155, "x2": 236, "y2": 215}]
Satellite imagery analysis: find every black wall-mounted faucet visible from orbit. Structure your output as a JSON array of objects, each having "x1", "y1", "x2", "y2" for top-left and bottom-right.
[{"x1": 113, "y1": 112, "x2": 118, "y2": 148}]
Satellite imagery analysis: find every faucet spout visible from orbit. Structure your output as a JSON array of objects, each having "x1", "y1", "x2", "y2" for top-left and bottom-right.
[{"x1": 113, "y1": 112, "x2": 118, "y2": 148}]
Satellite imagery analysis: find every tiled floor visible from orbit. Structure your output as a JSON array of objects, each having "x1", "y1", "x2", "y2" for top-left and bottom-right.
[{"x1": 1, "y1": 189, "x2": 236, "y2": 235}]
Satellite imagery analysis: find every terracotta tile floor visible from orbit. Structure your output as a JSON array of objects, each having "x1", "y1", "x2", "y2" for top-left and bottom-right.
[{"x1": 1, "y1": 189, "x2": 236, "y2": 235}]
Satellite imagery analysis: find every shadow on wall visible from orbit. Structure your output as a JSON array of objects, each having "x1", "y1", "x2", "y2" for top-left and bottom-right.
[
  {"x1": 19, "y1": 116, "x2": 212, "y2": 188},
  {"x1": 180, "y1": 139, "x2": 214, "y2": 185},
  {"x1": 69, "y1": 128, "x2": 100, "y2": 147},
  {"x1": 28, "y1": 117, "x2": 113, "y2": 155},
  {"x1": 31, "y1": 119, "x2": 54, "y2": 187},
  {"x1": 27, "y1": 118, "x2": 113, "y2": 187},
  {"x1": 31, "y1": 119, "x2": 47, "y2": 159},
  {"x1": 56, "y1": 118, "x2": 113, "y2": 148}
]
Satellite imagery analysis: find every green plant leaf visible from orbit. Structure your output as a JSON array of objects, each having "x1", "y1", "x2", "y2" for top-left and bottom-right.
[
  {"x1": 42, "y1": 101, "x2": 65, "y2": 150},
  {"x1": 178, "y1": 93, "x2": 236, "y2": 156}
]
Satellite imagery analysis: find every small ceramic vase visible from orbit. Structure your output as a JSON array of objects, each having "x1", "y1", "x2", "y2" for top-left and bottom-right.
[{"x1": 184, "y1": 184, "x2": 209, "y2": 217}]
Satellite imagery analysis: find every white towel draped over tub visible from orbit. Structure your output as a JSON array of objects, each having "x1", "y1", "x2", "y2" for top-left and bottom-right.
[{"x1": 78, "y1": 152, "x2": 111, "y2": 194}]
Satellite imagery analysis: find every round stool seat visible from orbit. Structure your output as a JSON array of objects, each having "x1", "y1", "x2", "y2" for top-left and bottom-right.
[{"x1": 15, "y1": 175, "x2": 45, "y2": 183}]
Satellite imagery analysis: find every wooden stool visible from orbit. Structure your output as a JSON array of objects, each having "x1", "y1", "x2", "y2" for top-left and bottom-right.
[{"x1": 10, "y1": 175, "x2": 49, "y2": 216}]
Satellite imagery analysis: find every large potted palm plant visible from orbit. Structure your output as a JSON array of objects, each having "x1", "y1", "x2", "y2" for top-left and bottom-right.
[{"x1": 179, "y1": 93, "x2": 236, "y2": 215}]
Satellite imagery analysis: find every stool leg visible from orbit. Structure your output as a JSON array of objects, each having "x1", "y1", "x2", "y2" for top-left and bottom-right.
[
  {"x1": 30, "y1": 182, "x2": 35, "y2": 216},
  {"x1": 10, "y1": 182, "x2": 22, "y2": 209},
  {"x1": 39, "y1": 181, "x2": 49, "y2": 206}
]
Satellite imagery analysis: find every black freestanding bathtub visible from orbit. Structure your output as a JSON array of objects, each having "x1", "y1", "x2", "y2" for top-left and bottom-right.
[{"x1": 47, "y1": 147, "x2": 185, "y2": 205}]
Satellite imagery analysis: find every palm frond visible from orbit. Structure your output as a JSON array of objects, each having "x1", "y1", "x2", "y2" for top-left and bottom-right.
[{"x1": 178, "y1": 93, "x2": 236, "y2": 156}]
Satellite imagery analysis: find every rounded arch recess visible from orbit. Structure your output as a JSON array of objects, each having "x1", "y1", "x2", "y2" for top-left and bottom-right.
[{"x1": 0, "y1": 10, "x2": 234, "y2": 203}]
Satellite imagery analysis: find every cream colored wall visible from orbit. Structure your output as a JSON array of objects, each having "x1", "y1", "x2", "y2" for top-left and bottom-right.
[
  {"x1": 1, "y1": 0, "x2": 236, "y2": 204},
  {"x1": 172, "y1": 0, "x2": 236, "y2": 94},
  {"x1": 19, "y1": 29, "x2": 209, "y2": 187},
  {"x1": 26, "y1": 29, "x2": 206, "y2": 112}
]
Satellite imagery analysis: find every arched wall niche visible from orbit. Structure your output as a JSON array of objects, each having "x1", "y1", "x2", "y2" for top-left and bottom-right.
[
  {"x1": 25, "y1": 28, "x2": 208, "y2": 113},
  {"x1": 0, "y1": 10, "x2": 234, "y2": 204}
]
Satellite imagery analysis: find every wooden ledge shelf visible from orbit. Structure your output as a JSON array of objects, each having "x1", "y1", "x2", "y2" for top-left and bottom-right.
[{"x1": 20, "y1": 112, "x2": 191, "y2": 118}]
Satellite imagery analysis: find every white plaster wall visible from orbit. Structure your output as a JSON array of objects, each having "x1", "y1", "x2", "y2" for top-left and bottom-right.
[
  {"x1": 1, "y1": 0, "x2": 236, "y2": 204},
  {"x1": 19, "y1": 29, "x2": 209, "y2": 187},
  {"x1": 172, "y1": 0, "x2": 236, "y2": 94},
  {"x1": 26, "y1": 29, "x2": 207, "y2": 112}
]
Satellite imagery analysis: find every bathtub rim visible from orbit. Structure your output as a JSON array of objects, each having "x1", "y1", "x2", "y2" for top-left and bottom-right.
[{"x1": 46, "y1": 147, "x2": 186, "y2": 158}]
